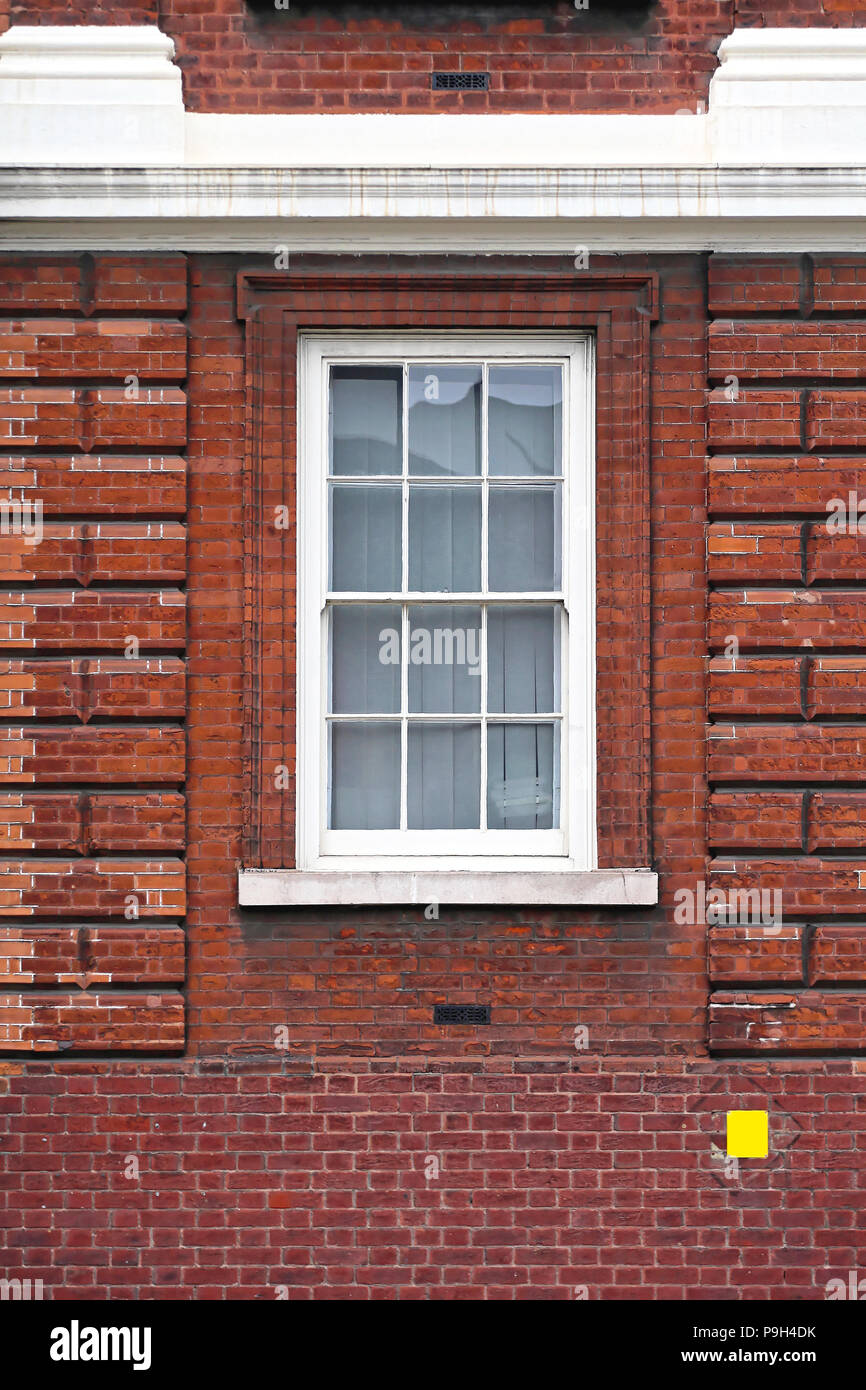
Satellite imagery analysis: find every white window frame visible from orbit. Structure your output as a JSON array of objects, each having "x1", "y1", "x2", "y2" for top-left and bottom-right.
[{"x1": 296, "y1": 331, "x2": 597, "y2": 875}]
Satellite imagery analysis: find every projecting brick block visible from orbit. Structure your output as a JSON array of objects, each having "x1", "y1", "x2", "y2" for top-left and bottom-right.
[
  {"x1": 0, "y1": 590, "x2": 185, "y2": 650},
  {"x1": 0, "y1": 524, "x2": 186, "y2": 585},
  {"x1": 0, "y1": 793, "x2": 185, "y2": 853},
  {"x1": 708, "y1": 658, "x2": 802, "y2": 718},
  {"x1": 709, "y1": 726, "x2": 866, "y2": 781},
  {"x1": 0, "y1": 924, "x2": 185, "y2": 986},
  {"x1": 0, "y1": 320, "x2": 187, "y2": 381},
  {"x1": 707, "y1": 390, "x2": 801, "y2": 449},
  {"x1": 0, "y1": 255, "x2": 188, "y2": 313},
  {"x1": 812, "y1": 257, "x2": 866, "y2": 312},
  {"x1": 709, "y1": 590, "x2": 866, "y2": 649},
  {"x1": 708, "y1": 792, "x2": 803, "y2": 851},
  {"x1": 0, "y1": 726, "x2": 184, "y2": 785},
  {"x1": 710, "y1": 858, "x2": 866, "y2": 914},
  {"x1": 808, "y1": 527, "x2": 866, "y2": 583},
  {"x1": 709, "y1": 456, "x2": 866, "y2": 515},
  {"x1": 808, "y1": 793, "x2": 866, "y2": 851},
  {"x1": 807, "y1": 391, "x2": 866, "y2": 449},
  {"x1": 0, "y1": 456, "x2": 186, "y2": 516},
  {"x1": 0, "y1": 991, "x2": 184, "y2": 1052},
  {"x1": 809, "y1": 926, "x2": 866, "y2": 984},
  {"x1": 0, "y1": 387, "x2": 187, "y2": 450},
  {"x1": 707, "y1": 256, "x2": 801, "y2": 315},
  {"x1": 710, "y1": 321, "x2": 866, "y2": 380},
  {"x1": 708, "y1": 924, "x2": 803, "y2": 983},
  {"x1": 810, "y1": 658, "x2": 866, "y2": 717},
  {"x1": 0, "y1": 658, "x2": 185, "y2": 721},
  {"x1": 0, "y1": 858, "x2": 185, "y2": 916},
  {"x1": 707, "y1": 523, "x2": 801, "y2": 583},
  {"x1": 710, "y1": 990, "x2": 866, "y2": 1052}
]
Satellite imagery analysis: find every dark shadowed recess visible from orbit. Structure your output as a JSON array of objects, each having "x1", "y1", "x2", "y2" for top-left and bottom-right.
[{"x1": 244, "y1": 0, "x2": 657, "y2": 31}]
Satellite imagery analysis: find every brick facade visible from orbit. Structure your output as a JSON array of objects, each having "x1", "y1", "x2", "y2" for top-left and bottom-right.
[{"x1": 3, "y1": 0, "x2": 866, "y2": 1302}]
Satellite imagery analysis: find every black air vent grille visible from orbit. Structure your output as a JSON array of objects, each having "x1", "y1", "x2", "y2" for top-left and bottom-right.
[
  {"x1": 434, "y1": 1004, "x2": 491, "y2": 1025},
  {"x1": 432, "y1": 72, "x2": 490, "y2": 91}
]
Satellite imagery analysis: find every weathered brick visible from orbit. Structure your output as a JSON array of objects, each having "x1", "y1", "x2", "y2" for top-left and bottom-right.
[
  {"x1": 710, "y1": 858, "x2": 866, "y2": 914},
  {"x1": 0, "y1": 319, "x2": 187, "y2": 381},
  {"x1": 0, "y1": 858, "x2": 185, "y2": 917},
  {"x1": 0, "y1": 924, "x2": 185, "y2": 985},
  {"x1": 710, "y1": 991, "x2": 866, "y2": 1052},
  {"x1": 709, "y1": 590, "x2": 866, "y2": 649},
  {"x1": 708, "y1": 924, "x2": 804, "y2": 983},
  {"x1": 0, "y1": 387, "x2": 187, "y2": 449},
  {"x1": 0, "y1": 524, "x2": 186, "y2": 585},
  {"x1": 707, "y1": 256, "x2": 801, "y2": 315},
  {"x1": 0, "y1": 991, "x2": 184, "y2": 1052},
  {"x1": 0, "y1": 590, "x2": 185, "y2": 650},
  {"x1": 709, "y1": 456, "x2": 866, "y2": 515},
  {"x1": 0, "y1": 658, "x2": 185, "y2": 721},
  {"x1": 710, "y1": 320, "x2": 866, "y2": 380},
  {"x1": 0, "y1": 793, "x2": 185, "y2": 853},
  {"x1": 707, "y1": 390, "x2": 801, "y2": 449},
  {"x1": 709, "y1": 725, "x2": 866, "y2": 781},
  {"x1": 0, "y1": 726, "x2": 184, "y2": 785},
  {"x1": 709, "y1": 792, "x2": 803, "y2": 851},
  {"x1": 0, "y1": 455, "x2": 186, "y2": 516}
]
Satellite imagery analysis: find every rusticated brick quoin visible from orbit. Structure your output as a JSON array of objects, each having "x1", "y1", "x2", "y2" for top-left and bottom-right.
[
  {"x1": 0, "y1": 993, "x2": 184, "y2": 1052},
  {"x1": 0, "y1": 658, "x2": 185, "y2": 721},
  {"x1": 0, "y1": 589, "x2": 185, "y2": 649},
  {"x1": 0, "y1": 925, "x2": 185, "y2": 985},
  {"x1": 0, "y1": 455, "x2": 186, "y2": 515},
  {"x1": 0, "y1": 793, "x2": 185, "y2": 853},
  {"x1": 0, "y1": 523, "x2": 186, "y2": 585}
]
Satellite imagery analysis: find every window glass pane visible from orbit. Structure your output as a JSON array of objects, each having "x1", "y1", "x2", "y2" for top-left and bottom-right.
[
  {"x1": 329, "y1": 365, "x2": 402, "y2": 476},
  {"x1": 408, "y1": 723, "x2": 481, "y2": 829},
  {"x1": 330, "y1": 722, "x2": 400, "y2": 829},
  {"x1": 488, "y1": 485, "x2": 560, "y2": 592},
  {"x1": 487, "y1": 606, "x2": 559, "y2": 714},
  {"x1": 487, "y1": 723, "x2": 559, "y2": 830},
  {"x1": 488, "y1": 365, "x2": 562, "y2": 477},
  {"x1": 330, "y1": 604, "x2": 401, "y2": 714},
  {"x1": 330, "y1": 484, "x2": 401, "y2": 592},
  {"x1": 408, "y1": 484, "x2": 481, "y2": 592},
  {"x1": 408, "y1": 605, "x2": 482, "y2": 713},
  {"x1": 408, "y1": 365, "x2": 481, "y2": 476}
]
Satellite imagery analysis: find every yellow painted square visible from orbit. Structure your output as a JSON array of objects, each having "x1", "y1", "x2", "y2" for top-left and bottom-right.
[{"x1": 726, "y1": 1110, "x2": 768, "y2": 1158}]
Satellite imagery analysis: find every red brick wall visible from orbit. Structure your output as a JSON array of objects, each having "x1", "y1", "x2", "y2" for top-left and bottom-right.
[
  {"x1": 2, "y1": 1058, "x2": 865, "y2": 1299},
  {"x1": 0, "y1": 256, "x2": 189, "y2": 1054},
  {"x1": 6, "y1": 249, "x2": 866, "y2": 1060},
  {"x1": 706, "y1": 255, "x2": 866, "y2": 1052},
  {"x1": 5, "y1": 242, "x2": 866, "y2": 1294},
  {"x1": 5, "y1": 0, "x2": 866, "y2": 116}
]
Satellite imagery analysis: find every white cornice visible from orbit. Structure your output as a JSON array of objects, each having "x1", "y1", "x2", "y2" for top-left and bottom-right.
[
  {"x1": 3, "y1": 166, "x2": 866, "y2": 253},
  {"x1": 4, "y1": 24, "x2": 866, "y2": 250}
]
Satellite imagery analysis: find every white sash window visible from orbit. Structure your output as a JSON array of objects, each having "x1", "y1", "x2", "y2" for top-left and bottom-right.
[{"x1": 297, "y1": 333, "x2": 595, "y2": 872}]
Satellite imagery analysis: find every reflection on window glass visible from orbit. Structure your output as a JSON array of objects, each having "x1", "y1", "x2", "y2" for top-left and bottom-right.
[
  {"x1": 488, "y1": 366, "x2": 562, "y2": 476},
  {"x1": 330, "y1": 365, "x2": 402, "y2": 475},
  {"x1": 330, "y1": 484, "x2": 401, "y2": 591},
  {"x1": 408, "y1": 365, "x2": 481, "y2": 476},
  {"x1": 330, "y1": 722, "x2": 400, "y2": 829}
]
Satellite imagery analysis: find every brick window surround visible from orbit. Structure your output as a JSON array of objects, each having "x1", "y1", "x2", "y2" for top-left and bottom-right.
[{"x1": 236, "y1": 263, "x2": 657, "y2": 883}]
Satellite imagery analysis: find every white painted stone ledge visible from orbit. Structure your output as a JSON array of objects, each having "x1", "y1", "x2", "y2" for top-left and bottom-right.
[
  {"x1": 238, "y1": 869, "x2": 659, "y2": 908},
  {"x1": 4, "y1": 25, "x2": 866, "y2": 168}
]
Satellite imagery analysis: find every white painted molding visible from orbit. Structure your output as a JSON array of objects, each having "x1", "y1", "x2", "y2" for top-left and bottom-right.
[
  {"x1": 4, "y1": 166, "x2": 866, "y2": 253},
  {"x1": 709, "y1": 27, "x2": 866, "y2": 165},
  {"x1": 3, "y1": 25, "x2": 866, "y2": 248},
  {"x1": 0, "y1": 25, "x2": 183, "y2": 165},
  {"x1": 238, "y1": 869, "x2": 659, "y2": 908}
]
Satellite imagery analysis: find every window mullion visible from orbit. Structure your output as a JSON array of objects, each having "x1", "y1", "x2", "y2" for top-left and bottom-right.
[
  {"x1": 400, "y1": 363, "x2": 409, "y2": 833},
  {"x1": 480, "y1": 361, "x2": 489, "y2": 833}
]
